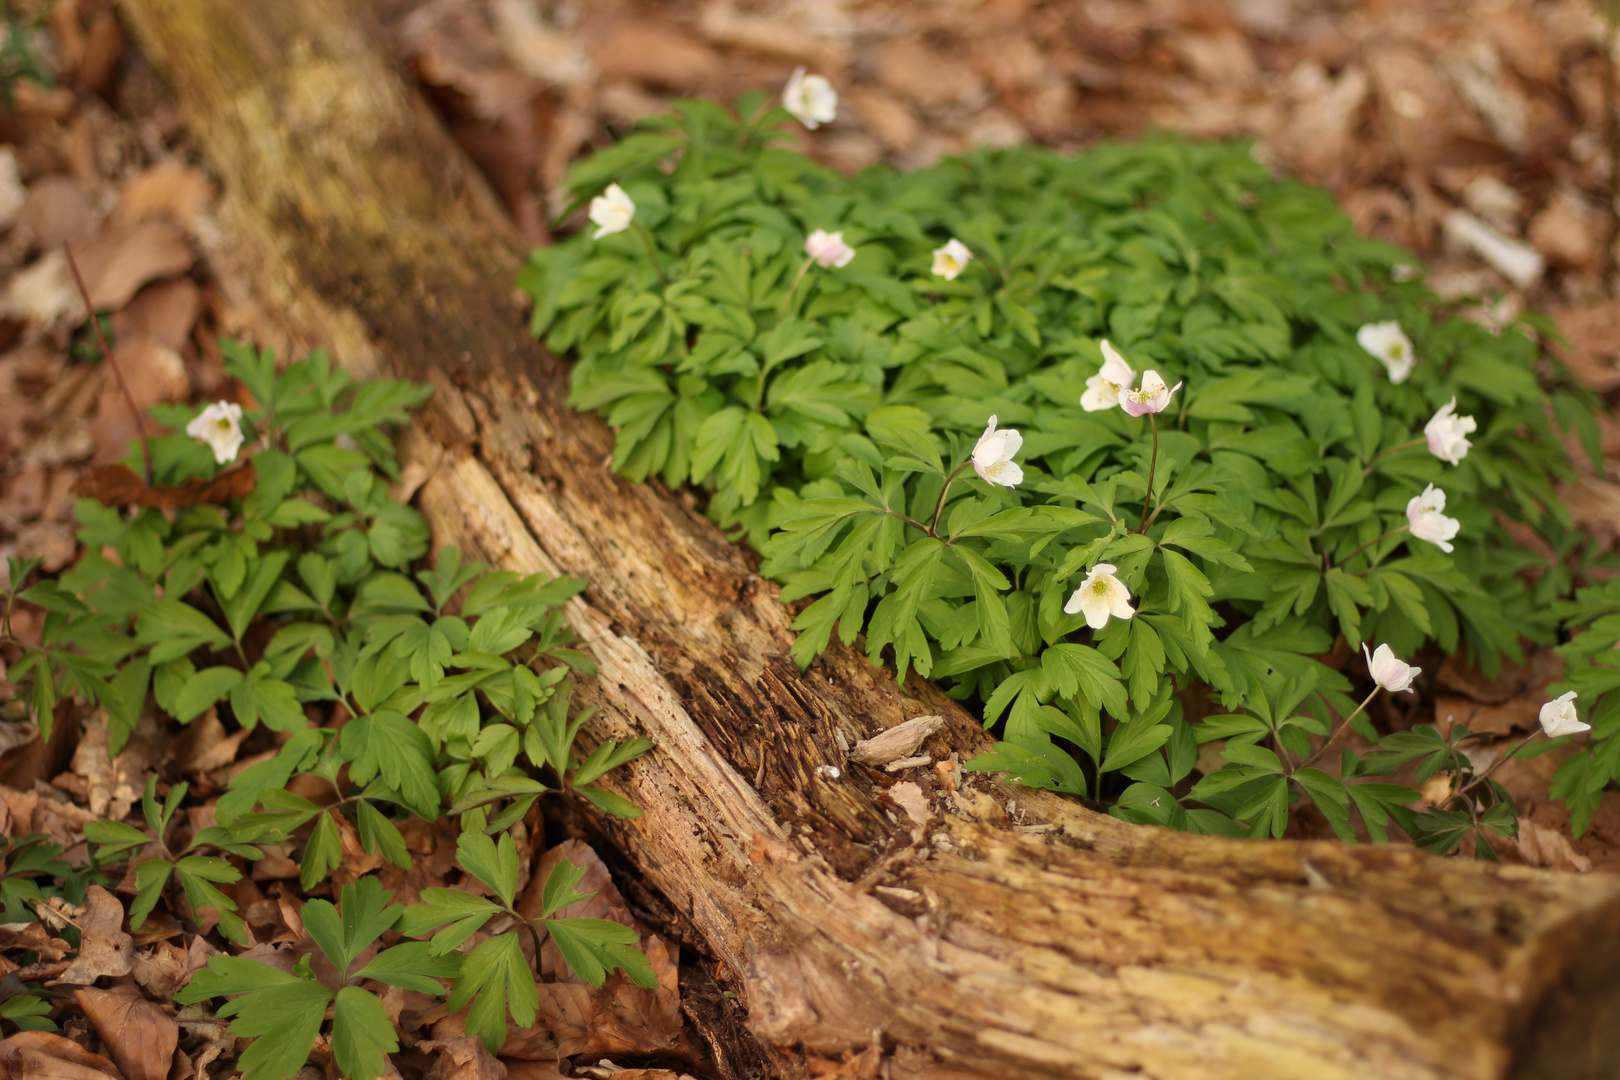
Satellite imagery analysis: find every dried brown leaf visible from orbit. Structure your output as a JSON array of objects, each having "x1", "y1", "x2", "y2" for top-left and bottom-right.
[
  {"x1": 52, "y1": 886, "x2": 135, "y2": 985},
  {"x1": 108, "y1": 164, "x2": 213, "y2": 232},
  {"x1": 130, "y1": 940, "x2": 190, "y2": 999},
  {"x1": 73, "y1": 985, "x2": 178, "y2": 1080},
  {"x1": 71, "y1": 460, "x2": 256, "y2": 509},
  {"x1": 419, "y1": 1037, "x2": 505, "y2": 1080},
  {"x1": 71, "y1": 221, "x2": 194, "y2": 313},
  {"x1": 0, "y1": 1032, "x2": 122, "y2": 1080}
]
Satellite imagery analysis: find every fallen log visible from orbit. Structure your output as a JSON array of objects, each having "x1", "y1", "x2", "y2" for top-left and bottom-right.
[{"x1": 115, "y1": 2, "x2": 1620, "y2": 1077}]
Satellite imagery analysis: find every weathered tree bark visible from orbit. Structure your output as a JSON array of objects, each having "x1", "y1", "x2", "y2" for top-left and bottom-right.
[{"x1": 117, "y1": 2, "x2": 1620, "y2": 1077}]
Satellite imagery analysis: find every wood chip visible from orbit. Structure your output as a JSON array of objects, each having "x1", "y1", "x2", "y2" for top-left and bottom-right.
[{"x1": 849, "y1": 714, "x2": 944, "y2": 766}]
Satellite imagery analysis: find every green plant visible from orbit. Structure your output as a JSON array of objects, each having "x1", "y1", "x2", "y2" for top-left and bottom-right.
[
  {"x1": 176, "y1": 877, "x2": 460, "y2": 1080},
  {"x1": 398, "y1": 832, "x2": 657, "y2": 1053},
  {"x1": 84, "y1": 777, "x2": 263, "y2": 944},
  {"x1": 525, "y1": 99, "x2": 1610, "y2": 849},
  {"x1": 0, "y1": 332, "x2": 658, "y2": 1072},
  {"x1": 0, "y1": 832, "x2": 84, "y2": 923},
  {"x1": 1549, "y1": 579, "x2": 1620, "y2": 836}
]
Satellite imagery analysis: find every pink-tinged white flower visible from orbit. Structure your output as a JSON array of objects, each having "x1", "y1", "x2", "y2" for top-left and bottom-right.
[
  {"x1": 971, "y1": 415, "x2": 1023, "y2": 487},
  {"x1": 782, "y1": 67, "x2": 838, "y2": 129},
  {"x1": 1357, "y1": 321, "x2": 1415, "y2": 383},
  {"x1": 1120, "y1": 370, "x2": 1183, "y2": 417},
  {"x1": 1405, "y1": 484, "x2": 1460, "y2": 553},
  {"x1": 931, "y1": 239, "x2": 972, "y2": 280},
  {"x1": 588, "y1": 184, "x2": 635, "y2": 239},
  {"x1": 805, "y1": 229, "x2": 855, "y2": 268},
  {"x1": 1424, "y1": 397, "x2": 1476, "y2": 465},
  {"x1": 1539, "y1": 691, "x2": 1590, "y2": 738},
  {"x1": 186, "y1": 401, "x2": 245, "y2": 465},
  {"x1": 1363, "y1": 643, "x2": 1419, "y2": 693},
  {"x1": 1065, "y1": 562, "x2": 1135, "y2": 630},
  {"x1": 1080, "y1": 340, "x2": 1136, "y2": 413}
]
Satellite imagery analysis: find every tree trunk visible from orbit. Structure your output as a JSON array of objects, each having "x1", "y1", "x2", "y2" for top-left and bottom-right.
[{"x1": 115, "y1": 2, "x2": 1620, "y2": 1077}]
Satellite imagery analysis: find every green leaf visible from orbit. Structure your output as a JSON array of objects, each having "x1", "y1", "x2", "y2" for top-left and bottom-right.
[
  {"x1": 545, "y1": 917, "x2": 658, "y2": 989},
  {"x1": 449, "y1": 932, "x2": 538, "y2": 1055},
  {"x1": 331, "y1": 987, "x2": 398, "y2": 1080},
  {"x1": 398, "y1": 888, "x2": 501, "y2": 953},
  {"x1": 539, "y1": 858, "x2": 593, "y2": 917},
  {"x1": 181, "y1": 958, "x2": 330, "y2": 1080},
  {"x1": 301, "y1": 811, "x2": 344, "y2": 891},
  {"x1": 355, "y1": 941, "x2": 463, "y2": 993},
  {"x1": 169, "y1": 666, "x2": 244, "y2": 724},
  {"x1": 1040, "y1": 644, "x2": 1127, "y2": 717},
  {"x1": 340, "y1": 710, "x2": 441, "y2": 819},
  {"x1": 457, "y1": 831, "x2": 521, "y2": 907},
  {"x1": 135, "y1": 600, "x2": 229, "y2": 664},
  {"x1": 356, "y1": 801, "x2": 412, "y2": 870}
]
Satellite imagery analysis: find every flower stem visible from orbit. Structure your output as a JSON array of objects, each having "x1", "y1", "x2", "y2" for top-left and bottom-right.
[
  {"x1": 1137, "y1": 413, "x2": 1159, "y2": 534},
  {"x1": 779, "y1": 255, "x2": 815, "y2": 316},
  {"x1": 1361, "y1": 437, "x2": 1426, "y2": 478},
  {"x1": 1297, "y1": 686, "x2": 1381, "y2": 772},
  {"x1": 67, "y1": 245, "x2": 152, "y2": 486},
  {"x1": 631, "y1": 222, "x2": 668, "y2": 289},
  {"x1": 1336, "y1": 525, "x2": 1409, "y2": 570},
  {"x1": 928, "y1": 460, "x2": 972, "y2": 538},
  {"x1": 1450, "y1": 729, "x2": 1543, "y2": 804}
]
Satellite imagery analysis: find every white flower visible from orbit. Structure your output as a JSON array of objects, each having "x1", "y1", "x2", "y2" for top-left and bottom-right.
[
  {"x1": 931, "y1": 239, "x2": 972, "y2": 281},
  {"x1": 1064, "y1": 562, "x2": 1135, "y2": 630},
  {"x1": 1424, "y1": 397, "x2": 1477, "y2": 465},
  {"x1": 1120, "y1": 369, "x2": 1183, "y2": 417},
  {"x1": 782, "y1": 67, "x2": 838, "y2": 129},
  {"x1": 1539, "y1": 691, "x2": 1590, "y2": 738},
  {"x1": 588, "y1": 183, "x2": 635, "y2": 239},
  {"x1": 1080, "y1": 340, "x2": 1136, "y2": 412},
  {"x1": 1363, "y1": 643, "x2": 1419, "y2": 693},
  {"x1": 186, "y1": 401, "x2": 245, "y2": 465},
  {"x1": 1405, "y1": 484, "x2": 1461, "y2": 553},
  {"x1": 971, "y1": 415, "x2": 1023, "y2": 487},
  {"x1": 805, "y1": 229, "x2": 855, "y2": 268},
  {"x1": 1357, "y1": 321, "x2": 1415, "y2": 383}
]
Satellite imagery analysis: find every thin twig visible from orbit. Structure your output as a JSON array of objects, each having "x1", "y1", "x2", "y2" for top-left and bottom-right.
[{"x1": 66, "y1": 246, "x2": 151, "y2": 485}]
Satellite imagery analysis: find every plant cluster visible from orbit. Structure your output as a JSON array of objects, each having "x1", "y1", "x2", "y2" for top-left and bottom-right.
[
  {"x1": 0, "y1": 342, "x2": 653, "y2": 1073},
  {"x1": 523, "y1": 94, "x2": 1612, "y2": 851}
]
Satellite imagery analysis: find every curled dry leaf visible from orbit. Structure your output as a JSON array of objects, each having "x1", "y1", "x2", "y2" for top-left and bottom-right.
[
  {"x1": 0, "y1": 1031, "x2": 121, "y2": 1080},
  {"x1": 52, "y1": 885, "x2": 135, "y2": 985},
  {"x1": 73, "y1": 984, "x2": 180, "y2": 1080},
  {"x1": 71, "y1": 220, "x2": 195, "y2": 312},
  {"x1": 71, "y1": 460, "x2": 257, "y2": 509},
  {"x1": 130, "y1": 940, "x2": 191, "y2": 1000},
  {"x1": 420, "y1": 1037, "x2": 506, "y2": 1080},
  {"x1": 1517, "y1": 817, "x2": 1593, "y2": 873}
]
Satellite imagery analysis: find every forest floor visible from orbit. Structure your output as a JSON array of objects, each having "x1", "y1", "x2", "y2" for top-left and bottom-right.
[{"x1": 2, "y1": 0, "x2": 1620, "y2": 1078}]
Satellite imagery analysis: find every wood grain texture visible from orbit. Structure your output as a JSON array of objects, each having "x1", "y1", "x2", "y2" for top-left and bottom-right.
[{"x1": 116, "y1": 1, "x2": 1620, "y2": 1076}]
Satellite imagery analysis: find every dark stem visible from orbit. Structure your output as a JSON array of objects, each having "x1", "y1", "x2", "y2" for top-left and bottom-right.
[
  {"x1": 1451, "y1": 729, "x2": 1543, "y2": 804},
  {"x1": 1296, "y1": 686, "x2": 1381, "y2": 772},
  {"x1": 1336, "y1": 525, "x2": 1410, "y2": 570},
  {"x1": 928, "y1": 460, "x2": 972, "y2": 538},
  {"x1": 66, "y1": 246, "x2": 152, "y2": 486},
  {"x1": 1137, "y1": 413, "x2": 1159, "y2": 534}
]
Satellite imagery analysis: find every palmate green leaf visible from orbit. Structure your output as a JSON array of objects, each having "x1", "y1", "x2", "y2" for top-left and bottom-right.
[
  {"x1": 457, "y1": 831, "x2": 521, "y2": 907},
  {"x1": 135, "y1": 600, "x2": 229, "y2": 664},
  {"x1": 176, "y1": 855, "x2": 249, "y2": 944},
  {"x1": 1040, "y1": 643, "x2": 1126, "y2": 717},
  {"x1": 339, "y1": 710, "x2": 441, "y2": 819},
  {"x1": 545, "y1": 917, "x2": 659, "y2": 990},
  {"x1": 0, "y1": 994, "x2": 56, "y2": 1032},
  {"x1": 449, "y1": 932, "x2": 539, "y2": 1055},
  {"x1": 355, "y1": 941, "x2": 463, "y2": 993},
  {"x1": 179, "y1": 958, "x2": 330, "y2": 1080},
  {"x1": 398, "y1": 888, "x2": 502, "y2": 953}
]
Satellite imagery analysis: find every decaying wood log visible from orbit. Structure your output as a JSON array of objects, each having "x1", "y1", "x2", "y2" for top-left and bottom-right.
[{"x1": 116, "y1": 2, "x2": 1620, "y2": 1077}]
